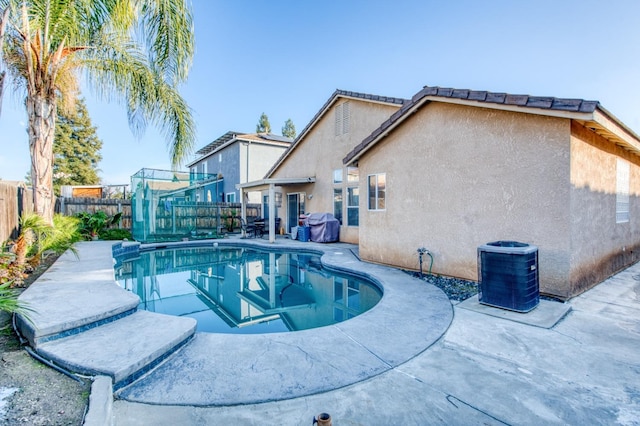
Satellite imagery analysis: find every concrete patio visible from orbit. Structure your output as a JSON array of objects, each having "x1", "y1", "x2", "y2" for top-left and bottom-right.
[{"x1": 15, "y1": 240, "x2": 640, "y2": 425}]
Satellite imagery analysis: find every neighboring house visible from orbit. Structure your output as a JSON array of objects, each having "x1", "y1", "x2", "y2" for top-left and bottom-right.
[
  {"x1": 243, "y1": 85, "x2": 640, "y2": 300},
  {"x1": 239, "y1": 90, "x2": 406, "y2": 241},
  {"x1": 187, "y1": 131, "x2": 292, "y2": 204},
  {"x1": 60, "y1": 185, "x2": 104, "y2": 198}
]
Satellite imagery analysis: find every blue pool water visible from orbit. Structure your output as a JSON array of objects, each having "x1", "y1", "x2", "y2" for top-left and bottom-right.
[{"x1": 114, "y1": 246, "x2": 382, "y2": 334}]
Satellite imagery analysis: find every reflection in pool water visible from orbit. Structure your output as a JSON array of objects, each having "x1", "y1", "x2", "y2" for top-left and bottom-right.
[{"x1": 114, "y1": 246, "x2": 382, "y2": 334}]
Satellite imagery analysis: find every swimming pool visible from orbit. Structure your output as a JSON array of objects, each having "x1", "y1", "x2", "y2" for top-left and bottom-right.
[{"x1": 114, "y1": 245, "x2": 382, "y2": 334}]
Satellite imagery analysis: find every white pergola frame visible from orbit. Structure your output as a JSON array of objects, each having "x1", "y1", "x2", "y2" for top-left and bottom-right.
[{"x1": 237, "y1": 177, "x2": 315, "y2": 242}]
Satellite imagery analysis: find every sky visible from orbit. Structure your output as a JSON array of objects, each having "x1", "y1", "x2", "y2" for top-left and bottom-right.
[{"x1": 1, "y1": 0, "x2": 640, "y2": 185}]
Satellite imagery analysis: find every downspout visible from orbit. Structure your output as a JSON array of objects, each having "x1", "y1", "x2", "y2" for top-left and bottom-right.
[{"x1": 246, "y1": 141, "x2": 250, "y2": 183}]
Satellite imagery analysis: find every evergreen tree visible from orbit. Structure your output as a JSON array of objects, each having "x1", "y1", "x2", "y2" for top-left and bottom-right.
[
  {"x1": 256, "y1": 112, "x2": 271, "y2": 133},
  {"x1": 281, "y1": 118, "x2": 296, "y2": 139},
  {"x1": 53, "y1": 98, "x2": 103, "y2": 195}
]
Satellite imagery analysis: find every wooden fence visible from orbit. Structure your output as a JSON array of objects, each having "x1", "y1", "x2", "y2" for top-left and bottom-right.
[
  {"x1": 0, "y1": 182, "x2": 33, "y2": 243},
  {"x1": 56, "y1": 197, "x2": 132, "y2": 229},
  {"x1": 1, "y1": 192, "x2": 261, "y2": 243}
]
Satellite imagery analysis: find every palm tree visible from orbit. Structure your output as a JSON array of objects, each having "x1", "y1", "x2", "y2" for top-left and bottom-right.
[
  {"x1": 0, "y1": 7, "x2": 8, "y2": 116},
  {"x1": 0, "y1": 0, "x2": 196, "y2": 224}
]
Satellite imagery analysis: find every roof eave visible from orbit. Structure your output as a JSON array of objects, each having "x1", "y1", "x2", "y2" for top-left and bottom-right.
[
  {"x1": 581, "y1": 108, "x2": 640, "y2": 155},
  {"x1": 237, "y1": 177, "x2": 316, "y2": 192},
  {"x1": 344, "y1": 96, "x2": 610, "y2": 165}
]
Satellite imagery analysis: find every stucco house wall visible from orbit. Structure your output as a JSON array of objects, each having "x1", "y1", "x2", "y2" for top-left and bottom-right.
[
  {"x1": 356, "y1": 102, "x2": 573, "y2": 296},
  {"x1": 271, "y1": 96, "x2": 402, "y2": 242},
  {"x1": 568, "y1": 122, "x2": 640, "y2": 297}
]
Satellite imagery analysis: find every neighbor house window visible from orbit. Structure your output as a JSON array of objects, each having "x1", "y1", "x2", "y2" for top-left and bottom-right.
[
  {"x1": 226, "y1": 192, "x2": 236, "y2": 203},
  {"x1": 617, "y1": 159, "x2": 630, "y2": 223},
  {"x1": 335, "y1": 101, "x2": 350, "y2": 136},
  {"x1": 368, "y1": 173, "x2": 386, "y2": 211},
  {"x1": 333, "y1": 189, "x2": 343, "y2": 225}
]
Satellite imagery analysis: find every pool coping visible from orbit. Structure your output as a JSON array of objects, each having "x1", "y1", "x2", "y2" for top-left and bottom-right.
[{"x1": 18, "y1": 239, "x2": 454, "y2": 406}]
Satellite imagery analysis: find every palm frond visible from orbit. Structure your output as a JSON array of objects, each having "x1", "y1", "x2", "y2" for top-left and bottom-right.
[
  {"x1": 83, "y1": 34, "x2": 195, "y2": 165},
  {"x1": 0, "y1": 281, "x2": 34, "y2": 322}
]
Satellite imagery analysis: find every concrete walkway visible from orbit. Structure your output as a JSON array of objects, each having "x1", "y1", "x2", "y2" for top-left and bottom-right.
[
  {"x1": 16, "y1": 240, "x2": 640, "y2": 425},
  {"x1": 113, "y1": 254, "x2": 640, "y2": 425}
]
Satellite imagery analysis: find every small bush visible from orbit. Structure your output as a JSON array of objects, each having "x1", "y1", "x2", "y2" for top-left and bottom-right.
[
  {"x1": 76, "y1": 211, "x2": 123, "y2": 240},
  {"x1": 99, "y1": 228, "x2": 132, "y2": 241}
]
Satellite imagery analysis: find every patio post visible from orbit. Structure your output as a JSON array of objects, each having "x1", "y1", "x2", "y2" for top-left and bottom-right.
[
  {"x1": 240, "y1": 188, "x2": 247, "y2": 238},
  {"x1": 268, "y1": 183, "x2": 276, "y2": 243}
]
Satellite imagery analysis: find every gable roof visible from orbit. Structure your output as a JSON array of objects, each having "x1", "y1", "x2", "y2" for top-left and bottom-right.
[
  {"x1": 344, "y1": 85, "x2": 640, "y2": 164},
  {"x1": 265, "y1": 89, "x2": 407, "y2": 178},
  {"x1": 188, "y1": 131, "x2": 292, "y2": 167}
]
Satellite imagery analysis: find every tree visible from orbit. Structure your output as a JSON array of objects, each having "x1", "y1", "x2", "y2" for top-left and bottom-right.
[
  {"x1": 53, "y1": 98, "x2": 102, "y2": 195},
  {"x1": 0, "y1": 0, "x2": 195, "y2": 224},
  {"x1": 281, "y1": 118, "x2": 296, "y2": 139},
  {"x1": 256, "y1": 112, "x2": 271, "y2": 134},
  {"x1": 0, "y1": 7, "x2": 8, "y2": 117}
]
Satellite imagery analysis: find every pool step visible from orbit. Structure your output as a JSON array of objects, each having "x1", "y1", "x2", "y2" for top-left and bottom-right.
[
  {"x1": 16, "y1": 244, "x2": 141, "y2": 349},
  {"x1": 35, "y1": 310, "x2": 197, "y2": 389}
]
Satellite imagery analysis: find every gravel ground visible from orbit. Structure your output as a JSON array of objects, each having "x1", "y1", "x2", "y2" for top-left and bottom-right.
[
  {"x1": 410, "y1": 271, "x2": 479, "y2": 301},
  {"x1": 0, "y1": 325, "x2": 90, "y2": 426}
]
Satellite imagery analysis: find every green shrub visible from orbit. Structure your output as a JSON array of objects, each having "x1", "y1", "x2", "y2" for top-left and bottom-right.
[
  {"x1": 98, "y1": 228, "x2": 132, "y2": 241},
  {"x1": 76, "y1": 211, "x2": 123, "y2": 240}
]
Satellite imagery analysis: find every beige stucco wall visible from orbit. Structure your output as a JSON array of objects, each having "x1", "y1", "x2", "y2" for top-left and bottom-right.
[
  {"x1": 357, "y1": 102, "x2": 573, "y2": 296},
  {"x1": 271, "y1": 98, "x2": 401, "y2": 242},
  {"x1": 568, "y1": 122, "x2": 640, "y2": 297}
]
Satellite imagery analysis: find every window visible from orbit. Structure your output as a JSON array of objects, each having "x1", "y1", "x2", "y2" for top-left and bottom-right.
[
  {"x1": 347, "y1": 166, "x2": 359, "y2": 182},
  {"x1": 368, "y1": 173, "x2": 386, "y2": 210},
  {"x1": 617, "y1": 159, "x2": 630, "y2": 223},
  {"x1": 226, "y1": 192, "x2": 236, "y2": 203},
  {"x1": 333, "y1": 189, "x2": 343, "y2": 224},
  {"x1": 347, "y1": 187, "x2": 359, "y2": 226},
  {"x1": 333, "y1": 169, "x2": 343, "y2": 184},
  {"x1": 335, "y1": 101, "x2": 350, "y2": 136}
]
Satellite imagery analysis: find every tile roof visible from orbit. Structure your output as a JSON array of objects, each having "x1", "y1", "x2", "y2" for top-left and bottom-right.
[
  {"x1": 265, "y1": 89, "x2": 407, "y2": 178},
  {"x1": 344, "y1": 85, "x2": 602, "y2": 164}
]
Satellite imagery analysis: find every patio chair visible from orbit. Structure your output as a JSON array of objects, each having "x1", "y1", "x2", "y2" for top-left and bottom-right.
[{"x1": 241, "y1": 218, "x2": 257, "y2": 238}]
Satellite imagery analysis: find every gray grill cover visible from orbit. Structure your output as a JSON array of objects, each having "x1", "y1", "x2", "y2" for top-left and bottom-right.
[{"x1": 306, "y1": 213, "x2": 340, "y2": 243}]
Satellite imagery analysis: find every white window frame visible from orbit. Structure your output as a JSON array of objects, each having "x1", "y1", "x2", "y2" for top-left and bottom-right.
[
  {"x1": 367, "y1": 173, "x2": 386, "y2": 211},
  {"x1": 347, "y1": 187, "x2": 359, "y2": 226},
  {"x1": 333, "y1": 169, "x2": 343, "y2": 183},
  {"x1": 226, "y1": 192, "x2": 236, "y2": 203},
  {"x1": 616, "y1": 159, "x2": 630, "y2": 223},
  {"x1": 333, "y1": 188, "x2": 343, "y2": 225}
]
